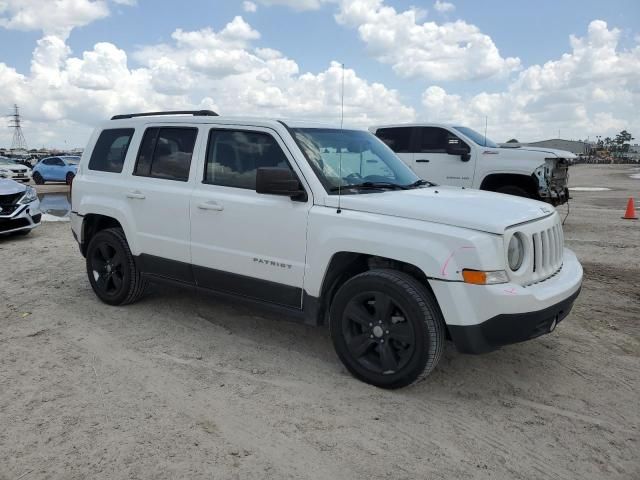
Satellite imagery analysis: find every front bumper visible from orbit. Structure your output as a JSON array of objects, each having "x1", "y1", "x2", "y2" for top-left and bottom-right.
[
  {"x1": 0, "y1": 200, "x2": 42, "y2": 234},
  {"x1": 0, "y1": 172, "x2": 32, "y2": 183},
  {"x1": 429, "y1": 248, "x2": 583, "y2": 353}
]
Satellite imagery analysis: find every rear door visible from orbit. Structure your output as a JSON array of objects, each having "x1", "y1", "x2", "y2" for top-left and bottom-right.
[
  {"x1": 413, "y1": 127, "x2": 475, "y2": 187},
  {"x1": 374, "y1": 127, "x2": 414, "y2": 170},
  {"x1": 49, "y1": 157, "x2": 66, "y2": 181},
  {"x1": 124, "y1": 125, "x2": 199, "y2": 280},
  {"x1": 189, "y1": 126, "x2": 310, "y2": 308}
]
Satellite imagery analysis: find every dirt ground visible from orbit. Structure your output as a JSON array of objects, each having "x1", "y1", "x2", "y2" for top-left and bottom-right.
[{"x1": 1, "y1": 164, "x2": 638, "y2": 479}]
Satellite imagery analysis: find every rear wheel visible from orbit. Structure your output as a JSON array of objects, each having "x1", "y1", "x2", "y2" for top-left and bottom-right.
[
  {"x1": 330, "y1": 269, "x2": 445, "y2": 389},
  {"x1": 65, "y1": 172, "x2": 75, "y2": 185},
  {"x1": 86, "y1": 228, "x2": 147, "y2": 305},
  {"x1": 496, "y1": 185, "x2": 530, "y2": 198},
  {"x1": 33, "y1": 172, "x2": 44, "y2": 185}
]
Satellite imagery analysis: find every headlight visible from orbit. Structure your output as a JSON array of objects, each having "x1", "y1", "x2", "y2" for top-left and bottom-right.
[
  {"x1": 19, "y1": 186, "x2": 38, "y2": 204},
  {"x1": 507, "y1": 233, "x2": 525, "y2": 271}
]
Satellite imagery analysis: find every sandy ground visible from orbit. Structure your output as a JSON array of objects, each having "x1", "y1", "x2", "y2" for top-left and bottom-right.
[{"x1": 1, "y1": 164, "x2": 638, "y2": 480}]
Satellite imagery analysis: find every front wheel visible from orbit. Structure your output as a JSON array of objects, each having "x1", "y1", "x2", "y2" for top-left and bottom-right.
[
  {"x1": 330, "y1": 269, "x2": 445, "y2": 389},
  {"x1": 33, "y1": 172, "x2": 44, "y2": 185},
  {"x1": 86, "y1": 228, "x2": 147, "y2": 305}
]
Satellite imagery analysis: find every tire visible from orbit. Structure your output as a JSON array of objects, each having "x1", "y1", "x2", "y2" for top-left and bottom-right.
[
  {"x1": 86, "y1": 227, "x2": 147, "y2": 305},
  {"x1": 496, "y1": 185, "x2": 530, "y2": 198},
  {"x1": 329, "y1": 269, "x2": 445, "y2": 389},
  {"x1": 65, "y1": 172, "x2": 75, "y2": 185},
  {"x1": 33, "y1": 172, "x2": 44, "y2": 185}
]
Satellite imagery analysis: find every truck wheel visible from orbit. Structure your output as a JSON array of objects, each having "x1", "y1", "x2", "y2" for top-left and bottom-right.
[
  {"x1": 496, "y1": 185, "x2": 530, "y2": 198},
  {"x1": 330, "y1": 269, "x2": 445, "y2": 389},
  {"x1": 86, "y1": 228, "x2": 147, "y2": 306}
]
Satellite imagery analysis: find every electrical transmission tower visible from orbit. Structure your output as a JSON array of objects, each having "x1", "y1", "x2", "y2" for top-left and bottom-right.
[{"x1": 9, "y1": 104, "x2": 28, "y2": 151}]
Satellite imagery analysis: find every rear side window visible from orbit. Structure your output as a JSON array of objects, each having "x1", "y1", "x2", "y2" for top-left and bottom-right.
[
  {"x1": 375, "y1": 127, "x2": 413, "y2": 153},
  {"x1": 204, "y1": 130, "x2": 292, "y2": 189},
  {"x1": 134, "y1": 127, "x2": 197, "y2": 182},
  {"x1": 89, "y1": 129, "x2": 134, "y2": 173}
]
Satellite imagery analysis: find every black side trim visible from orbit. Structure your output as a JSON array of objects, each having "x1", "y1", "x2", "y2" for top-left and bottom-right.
[
  {"x1": 193, "y1": 265, "x2": 302, "y2": 309},
  {"x1": 137, "y1": 254, "x2": 195, "y2": 284},
  {"x1": 449, "y1": 287, "x2": 581, "y2": 354}
]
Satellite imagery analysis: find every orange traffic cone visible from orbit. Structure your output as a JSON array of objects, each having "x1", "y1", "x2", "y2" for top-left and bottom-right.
[{"x1": 622, "y1": 197, "x2": 638, "y2": 220}]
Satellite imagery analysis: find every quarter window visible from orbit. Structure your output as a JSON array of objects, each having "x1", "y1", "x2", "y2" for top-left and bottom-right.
[
  {"x1": 204, "y1": 130, "x2": 293, "y2": 189},
  {"x1": 88, "y1": 129, "x2": 134, "y2": 173},
  {"x1": 375, "y1": 127, "x2": 413, "y2": 153},
  {"x1": 134, "y1": 127, "x2": 197, "y2": 182}
]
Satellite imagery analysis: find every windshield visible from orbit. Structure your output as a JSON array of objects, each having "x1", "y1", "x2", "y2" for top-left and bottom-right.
[
  {"x1": 291, "y1": 128, "x2": 421, "y2": 194},
  {"x1": 63, "y1": 156, "x2": 81, "y2": 165},
  {"x1": 453, "y1": 126, "x2": 498, "y2": 148}
]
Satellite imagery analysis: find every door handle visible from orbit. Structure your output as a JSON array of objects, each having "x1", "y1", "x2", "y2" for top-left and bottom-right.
[
  {"x1": 126, "y1": 191, "x2": 146, "y2": 200},
  {"x1": 198, "y1": 201, "x2": 224, "y2": 211},
  {"x1": 415, "y1": 159, "x2": 430, "y2": 163}
]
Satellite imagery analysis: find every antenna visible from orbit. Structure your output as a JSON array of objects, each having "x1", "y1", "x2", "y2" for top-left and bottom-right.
[
  {"x1": 9, "y1": 104, "x2": 28, "y2": 151},
  {"x1": 337, "y1": 63, "x2": 345, "y2": 214},
  {"x1": 484, "y1": 116, "x2": 488, "y2": 147}
]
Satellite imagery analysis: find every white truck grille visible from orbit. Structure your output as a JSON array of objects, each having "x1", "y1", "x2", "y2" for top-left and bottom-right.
[{"x1": 508, "y1": 213, "x2": 564, "y2": 287}]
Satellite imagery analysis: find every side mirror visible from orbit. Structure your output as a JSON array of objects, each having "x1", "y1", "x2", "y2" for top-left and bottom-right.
[
  {"x1": 256, "y1": 167, "x2": 307, "y2": 201},
  {"x1": 446, "y1": 143, "x2": 471, "y2": 162}
]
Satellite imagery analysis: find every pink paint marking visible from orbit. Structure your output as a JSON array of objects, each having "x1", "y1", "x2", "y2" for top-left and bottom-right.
[
  {"x1": 440, "y1": 246, "x2": 476, "y2": 277},
  {"x1": 504, "y1": 287, "x2": 517, "y2": 295}
]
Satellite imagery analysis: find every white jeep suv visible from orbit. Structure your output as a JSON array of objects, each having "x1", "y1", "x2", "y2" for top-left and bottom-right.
[
  {"x1": 71, "y1": 111, "x2": 583, "y2": 388},
  {"x1": 370, "y1": 124, "x2": 574, "y2": 205}
]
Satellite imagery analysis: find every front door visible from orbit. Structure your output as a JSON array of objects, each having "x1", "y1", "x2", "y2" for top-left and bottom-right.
[
  {"x1": 190, "y1": 126, "x2": 310, "y2": 308},
  {"x1": 412, "y1": 127, "x2": 475, "y2": 187}
]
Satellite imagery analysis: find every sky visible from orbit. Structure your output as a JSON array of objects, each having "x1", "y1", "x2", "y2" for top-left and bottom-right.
[{"x1": 0, "y1": 0, "x2": 639, "y2": 148}]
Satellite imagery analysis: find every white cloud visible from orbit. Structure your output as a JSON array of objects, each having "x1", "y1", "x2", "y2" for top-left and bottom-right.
[
  {"x1": 242, "y1": 1, "x2": 257, "y2": 12},
  {"x1": 335, "y1": 0, "x2": 520, "y2": 81},
  {"x1": 420, "y1": 20, "x2": 640, "y2": 141},
  {"x1": 433, "y1": 1, "x2": 455, "y2": 13},
  {"x1": 0, "y1": 15, "x2": 414, "y2": 147},
  {"x1": 0, "y1": 0, "x2": 132, "y2": 38}
]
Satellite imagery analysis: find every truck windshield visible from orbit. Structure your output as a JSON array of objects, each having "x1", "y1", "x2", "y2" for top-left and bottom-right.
[
  {"x1": 291, "y1": 128, "x2": 422, "y2": 194},
  {"x1": 453, "y1": 126, "x2": 498, "y2": 148}
]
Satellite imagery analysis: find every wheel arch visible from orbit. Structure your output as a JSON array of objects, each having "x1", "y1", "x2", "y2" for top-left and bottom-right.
[
  {"x1": 81, "y1": 213, "x2": 125, "y2": 256},
  {"x1": 480, "y1": 173, "x2": 538, "y2": 197}
]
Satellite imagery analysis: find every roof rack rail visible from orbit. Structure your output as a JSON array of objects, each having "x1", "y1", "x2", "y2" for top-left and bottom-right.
[{"x1": 111, "y1": 110, "x2": 219, "y2": 120}]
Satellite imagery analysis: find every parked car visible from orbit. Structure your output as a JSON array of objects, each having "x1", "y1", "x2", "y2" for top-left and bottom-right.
[
  {"x1": 32, "y1": 156, "x2": 80, "y2": 185},
  {"x1": 370, "y1": 124, "x2": 575, "y2": 205},
  {"x1": 71, "y1": 111, "x2": 583, "y2": 389},
  {"x1": 0, "y1": 178, "x2": 41, "y2": 235},
  {"x1": 0, "y1": 157, "x2": 32, "y2": 183}
]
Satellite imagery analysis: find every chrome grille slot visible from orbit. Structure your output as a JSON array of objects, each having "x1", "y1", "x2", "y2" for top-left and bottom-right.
[{"x1": 508, "y1": 213, "x2": 564, "y2": 287}]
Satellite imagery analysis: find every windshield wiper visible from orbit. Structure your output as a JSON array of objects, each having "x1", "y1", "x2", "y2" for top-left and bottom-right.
[
  {"x1": 405, "y1": 179, "x2": 434, "y2": 188},
  {"x1": 330, "y1": 181, "x2": 408, "y2": 192}
]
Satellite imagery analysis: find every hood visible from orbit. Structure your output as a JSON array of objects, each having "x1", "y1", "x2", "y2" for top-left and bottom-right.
[
  {"x1": 497, "y1": 146, "x2": 576, "y2": 159},
  {"x1": 0, "y1": 163, "x2": 29, "y2": 171},
  {"x1": 332, "y1": 186, "x2": 553, "y2": 234},
  {"x1": 0, "y1": 178, "x2": 27, "y2": 195}
]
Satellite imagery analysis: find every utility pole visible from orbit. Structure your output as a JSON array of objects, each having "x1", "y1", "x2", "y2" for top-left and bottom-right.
[{"x1": 9, "y1": 104, "x2": 28, "y2": 151}]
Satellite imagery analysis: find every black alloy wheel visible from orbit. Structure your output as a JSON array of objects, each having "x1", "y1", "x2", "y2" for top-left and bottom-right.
[
  {"x1": 33, "y1": 172, "x2": 44, "y2": 185},
  {"x1": 66, "y1": 172, "x2": 75, "y2": 185},
  {"x1": 86, "y1": 228, "x2": 147, "y2": 305},
  {"x1": 330, "y1": 269, "x2": 445, "y2": 389}
]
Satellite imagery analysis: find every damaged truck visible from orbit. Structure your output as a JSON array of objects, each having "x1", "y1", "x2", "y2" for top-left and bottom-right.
[{"x1": 371, "y1": 124, "x2": 573, "y2": 205}]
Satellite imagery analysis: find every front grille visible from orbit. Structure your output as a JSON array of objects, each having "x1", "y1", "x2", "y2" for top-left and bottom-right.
[
  {"x1": 0, "y1": 204, "x2": 20, "y2": 215},
  {"x1": 0, "y1": 217, "x2": 29, "y2": 232},
  {"x1": 0, "y1": 192, "x2": 23, "y2": 206}
]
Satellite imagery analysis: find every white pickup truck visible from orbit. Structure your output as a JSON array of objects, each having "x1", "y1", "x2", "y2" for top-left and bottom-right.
[
  {"x1": 370, "y1": 124, "x2": 574, "y2": 205},
  {"x1": 71, "y1": 111, "x2": 583, "y2": 388}
]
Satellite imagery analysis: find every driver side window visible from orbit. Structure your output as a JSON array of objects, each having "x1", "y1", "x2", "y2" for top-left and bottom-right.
[{"x1": 417, "y1": 127, "x2": 463, "y2": 154}]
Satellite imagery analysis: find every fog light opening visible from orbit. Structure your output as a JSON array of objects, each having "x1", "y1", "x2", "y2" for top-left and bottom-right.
[{"x1": 549, "y1": 317, "x2": 558, "y2": 333}]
